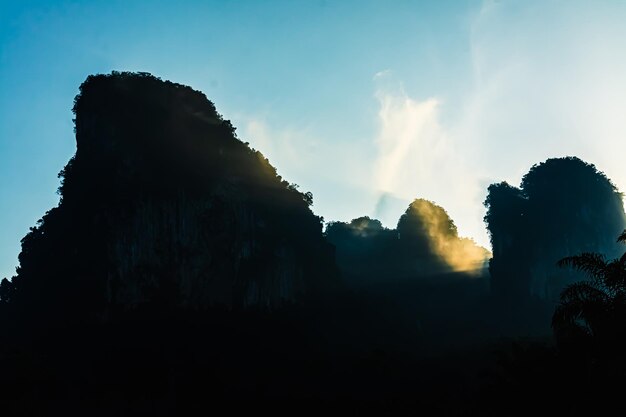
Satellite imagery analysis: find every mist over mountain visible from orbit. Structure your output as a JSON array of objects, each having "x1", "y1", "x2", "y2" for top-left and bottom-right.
[{"x1": 326, "y1": 199, "x2": 489, "y2": 286}]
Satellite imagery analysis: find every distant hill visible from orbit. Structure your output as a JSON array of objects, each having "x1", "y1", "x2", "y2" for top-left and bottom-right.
[
  {"x1": 1, "y1": 71, "x2": 338, "y2": 324},
  {"x1": 325, "y1": 199, "x2": 490, "y2": 285}
]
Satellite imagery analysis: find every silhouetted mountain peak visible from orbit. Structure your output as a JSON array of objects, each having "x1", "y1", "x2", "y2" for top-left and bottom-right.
[
  {"x1": 5, "y1": 71, "x2": 338, "y2": 323},
  {"x1": 485, "y1": 156, "x2": 626, "y2": 301}
]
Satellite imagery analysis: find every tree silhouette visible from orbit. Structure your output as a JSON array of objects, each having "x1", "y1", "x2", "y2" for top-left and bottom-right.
[
  {"x1": 0, "y1": 278, "x2": 12, "y2": 304},
  {"x1": 554, "y1": 232, "x2": 626, "y2": 348}
]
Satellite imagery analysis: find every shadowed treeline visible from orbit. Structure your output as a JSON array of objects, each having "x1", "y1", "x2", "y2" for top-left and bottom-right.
[
  {"x1": 325, "y1": 199, "x2": 490, "y2": 286},
  {"x1": 1, "y1": 72, "x2": 626, "y2": 415}
]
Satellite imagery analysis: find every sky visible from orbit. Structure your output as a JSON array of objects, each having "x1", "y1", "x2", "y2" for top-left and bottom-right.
[{"x1": 2, "y1": 0, "x2": 626, "y2": 280}]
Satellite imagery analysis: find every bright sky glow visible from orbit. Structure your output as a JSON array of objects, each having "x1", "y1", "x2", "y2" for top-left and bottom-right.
[{"x1": 2, "y1": 0, "x2": 626, "y2": 279}]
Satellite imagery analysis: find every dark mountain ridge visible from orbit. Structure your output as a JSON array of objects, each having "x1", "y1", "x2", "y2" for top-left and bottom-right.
[{"x1": 4, "y1": 71, "x2": 338, "y2": 326}]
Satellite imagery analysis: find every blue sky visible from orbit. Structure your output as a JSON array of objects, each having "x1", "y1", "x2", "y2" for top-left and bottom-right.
[{"x1": 2, "y1": 0, "x2": 626, "y2": 279}]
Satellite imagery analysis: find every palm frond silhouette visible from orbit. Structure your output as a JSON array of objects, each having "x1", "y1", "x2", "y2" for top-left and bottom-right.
[{"x1": 554, "y1": 233, "x2": 626, "y2": 341}]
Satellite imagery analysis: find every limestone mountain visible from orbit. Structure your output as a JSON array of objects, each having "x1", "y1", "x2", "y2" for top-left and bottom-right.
[
  {"x1": 484, "y1": 156, "x2": 626, "y2": 301},
  {"x1": 3, "y1": 72, "x2": 338, "y2": 324}
]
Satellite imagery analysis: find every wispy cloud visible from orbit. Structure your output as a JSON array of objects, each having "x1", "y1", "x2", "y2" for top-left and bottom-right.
[
  {"x1": 372, "y1": 72, "x2": 487, "y2": 246},
  {"x1": 235, "y1": 0, "x2": 626, "y2": 252},
  {"x1": 373, "y1": 83, "x2": 448, "y2": 198},
  {"x1": 236, "y1": 69, "x2": 491, "y2": 248},
  {"x1": 458, "y1": 0, "x2": 626, "y2": 218}
]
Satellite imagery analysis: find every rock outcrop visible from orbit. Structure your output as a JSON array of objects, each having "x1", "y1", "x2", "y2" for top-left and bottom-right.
[
  {"x1": 5, "y1": 72, "x2": 337, "y2": 322},
  {"x1": 484, "y1": 157, "x2": 626, "y2": 301}
]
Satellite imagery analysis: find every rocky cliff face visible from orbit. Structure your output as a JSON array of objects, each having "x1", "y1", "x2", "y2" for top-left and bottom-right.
[
  {"x1": 6, "y1": 72, "x2": 337, "y2": 320},
  {"x1": 484, "y1": 157, "x2": 626, "y2": 302}
]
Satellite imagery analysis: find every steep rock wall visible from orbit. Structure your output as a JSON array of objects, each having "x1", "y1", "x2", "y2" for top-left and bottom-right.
[{"x1": 6, "y1": 72, "x2": 337, "y2": 320}]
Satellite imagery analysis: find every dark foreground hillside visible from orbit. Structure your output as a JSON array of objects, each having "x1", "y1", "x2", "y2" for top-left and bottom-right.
[
  {"x1": 2, "y1": 272, "x2": 617, "y2": 416},
  {"x1": 0, "y1": 272, "x2": 564, "y2": 417}
]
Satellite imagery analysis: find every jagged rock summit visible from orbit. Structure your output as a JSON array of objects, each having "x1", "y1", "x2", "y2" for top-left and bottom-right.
[{"x1": 6, "y1": 71, "x2": 337, "y2": 322}]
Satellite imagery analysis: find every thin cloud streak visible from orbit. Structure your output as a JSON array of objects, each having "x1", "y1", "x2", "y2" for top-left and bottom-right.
[
  {"x1": 233, "y1": 1, "x2": 626, "y2": 252},
  {"x1": 372, "y1": 73, "x2": 487, "y2": 248}
]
